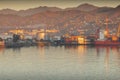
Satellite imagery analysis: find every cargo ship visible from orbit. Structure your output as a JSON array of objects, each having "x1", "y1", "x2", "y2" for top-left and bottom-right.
[
  {"x1": 95, "y1": 20, "x2": 120, "y2": 46},
  {"x1": 94, "y1": 29, "x2": 120, "y2": 46}
]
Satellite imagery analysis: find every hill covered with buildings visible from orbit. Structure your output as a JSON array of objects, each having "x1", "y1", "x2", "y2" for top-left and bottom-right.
[{"x1": 0, "y1": 3, "x2": 119, "y2": 35}]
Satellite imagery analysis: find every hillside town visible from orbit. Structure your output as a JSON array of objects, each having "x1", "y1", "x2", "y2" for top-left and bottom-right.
[
  {"x1": 0, "y1": 3, "x2": 120, "y2": 48},
  {"x1": 0, "y1": 21, "x2": 119, "y2": 48}
]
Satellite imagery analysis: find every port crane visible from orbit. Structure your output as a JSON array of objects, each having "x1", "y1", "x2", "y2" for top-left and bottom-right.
[{"x1": 117, "y1": 23, "x2": 120, "y2": 37}]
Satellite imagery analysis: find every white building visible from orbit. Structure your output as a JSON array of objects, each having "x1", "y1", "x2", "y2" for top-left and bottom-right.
[{"x1": 99, "y1": 30, "x2": 105, "y2": 40}]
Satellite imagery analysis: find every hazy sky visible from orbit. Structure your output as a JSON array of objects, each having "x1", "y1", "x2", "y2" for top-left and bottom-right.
[{"x1": 0, "y1": 0, "x2": 120, "y2": 10}]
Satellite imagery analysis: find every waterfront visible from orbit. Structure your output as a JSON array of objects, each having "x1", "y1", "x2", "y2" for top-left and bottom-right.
[{"x1": 0, "y1": 45, "x2": 120, "y2": 80}]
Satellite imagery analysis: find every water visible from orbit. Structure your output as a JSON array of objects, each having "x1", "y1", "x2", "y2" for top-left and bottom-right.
[{"x1": 0, "y1": 45, "x2": 120, "y2": 80}]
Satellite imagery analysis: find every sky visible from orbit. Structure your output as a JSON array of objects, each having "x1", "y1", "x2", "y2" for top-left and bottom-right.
[{"x1": 0, "y1": 0, "x2": 120, "y2": 10}]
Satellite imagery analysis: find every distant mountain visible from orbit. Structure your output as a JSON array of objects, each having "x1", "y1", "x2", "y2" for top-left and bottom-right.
[
  {"x1": 90, "y1": 7, "x2": 114, "y2": 17},
  {"x1": 93, "y1": 7, "x2": 113, "y2": 13},
  {"x1": 0, "y1": 9, "x2": 17, "y2": 15},
  {"x1": 0, "y1": 3, "x2": 118, "y2": 16},
  {"x1": 76, "y1": 3, "x2": 99, "y2": 11},
  {"x1": 0, "y1": 3, "x2": 119, "y2": 30},
  {"x1": 110, "y1": 5, "x2": 120, "y2": 18},
  {"x1": 17, "y1": 6, "x2": 62, "y2": 16},
  {"x1": 116, "y1": 5, "x2": 120, "y2": 8},
  {"x1": 65, "y1": 3, "x2": 98, "y2": 11},
  {"x1": 91, "y1": 5, "x2": 120, "y2": 18},
  {"x1": 0, "y1": 14, "x2": 24, "y2": 27},
  {"x1": 0, "y1": 6, "x2": 62, "y2": 16}
]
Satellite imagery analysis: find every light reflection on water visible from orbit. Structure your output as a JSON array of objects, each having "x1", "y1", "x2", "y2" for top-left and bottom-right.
[{"x1": 0, "y1": 45, "x2": 120, "y2": 80}]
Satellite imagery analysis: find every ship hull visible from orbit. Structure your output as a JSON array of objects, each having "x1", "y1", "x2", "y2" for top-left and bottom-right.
[
  {"x1": 95, "y1": 40, "x2": 120, "y2": 46},
  {"x1": 0, "y1": 41, "x2": 5, "y2": 47},
  {"x1": 37, "y1": 41, "x2": 50, "y2": 46}
]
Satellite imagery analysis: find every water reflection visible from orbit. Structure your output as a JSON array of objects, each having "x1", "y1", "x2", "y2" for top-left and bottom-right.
[
  {"x1": 37, "y1": 45, "x2": 45, "y2": 60},
  {"x1": 0, "y1": 47, "x2": 5, "y2": 55},
  {"x1": 111, "y1": 46, "x2": 120, "y2": 54},
  {"x1": 95, "y1": 46, "x2": 120, "y2": 56},
  {"x1": 12, "y1": 47, "x2": 21, "y2": 53},
  {"x1": 77, "y1": 46, "x2": 86, "y2": 54},
  {"x1": 0, "y1": 45, "x2": 120, "y2": 80},
  {"x1": 105, "y1": 47, "x2": 109, "y2": 73},
  {"x1": 62, "y1": 45, "x2": 120, "y2": 73},
  {"x1": 95, "y1": 46, "x2": 120, "y2": 72},
  {"x1": 0, "y1": 47, "x2": 4, "y2": 51},
  {"x1": 64, "y1": 45, "x2": 78, "y2": 50},
  {"x1": 64, "y1": 45, "x2": 86, "y2": 52}
]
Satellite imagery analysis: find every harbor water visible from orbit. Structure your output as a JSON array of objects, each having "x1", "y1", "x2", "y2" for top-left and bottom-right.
[{"x1": 0, "y1": 45, "x2": 120, "y2": 80}]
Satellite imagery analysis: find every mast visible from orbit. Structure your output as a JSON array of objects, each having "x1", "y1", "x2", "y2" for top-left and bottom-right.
[{"x1": 105, "y1": 17, "x2": 109, "y2": 38}]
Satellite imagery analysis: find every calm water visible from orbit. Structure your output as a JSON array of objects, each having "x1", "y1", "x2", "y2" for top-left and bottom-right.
[{"x1": 0, "y1": 45, "x2": 120, "y2": 80}]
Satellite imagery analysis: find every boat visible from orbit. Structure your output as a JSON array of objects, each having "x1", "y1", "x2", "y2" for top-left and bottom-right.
[
  {"x1": 0, "y1": 41, "x2": 5, "y2": 47},
  {"x1": 0, "y1": 37, "x2": 5, "y2": 47},
  {"x1": 94, "y1": 29, "x2": 120, "y2": 46},
  {"x1": 95, "y1": 20, "x2": 120, "y2": 46},
  {"x1": 36, "y1": 40, "x2": 50, "y2": 46}
]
